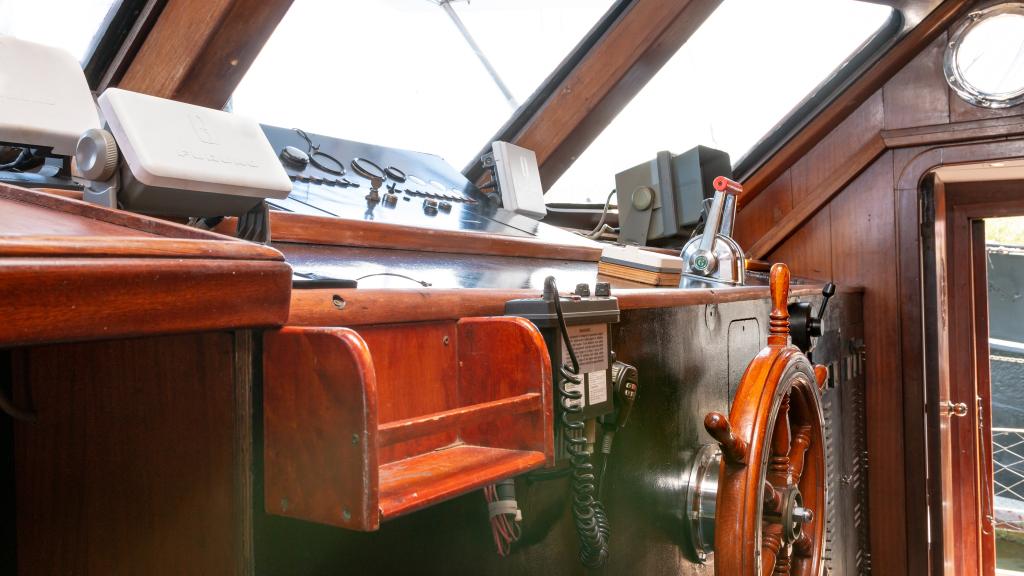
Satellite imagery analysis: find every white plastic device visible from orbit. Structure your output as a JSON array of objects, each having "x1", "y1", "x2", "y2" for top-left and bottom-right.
[
  {"x1": 97, "y1": 88, "x2": 292, "y2": 209},
  {"x1": 0, "y1": 36, "x2": 101, "y2": 156},
  {"x1": 491, "y1": 141, "x2": 546, "y2": 220}
]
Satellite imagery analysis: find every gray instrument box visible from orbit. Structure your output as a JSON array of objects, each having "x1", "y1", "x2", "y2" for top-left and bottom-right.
[{"x1": 615, "y1": 146, "x2": 731, "y2": 246}]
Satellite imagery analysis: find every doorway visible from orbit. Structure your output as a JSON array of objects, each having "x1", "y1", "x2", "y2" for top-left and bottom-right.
[
  {"x1": 985, "y1": 217, "x2": 1024, "y2": 575},
  {"x1": 922, "y1": 170, "x2": 1024, "y2": 576}
]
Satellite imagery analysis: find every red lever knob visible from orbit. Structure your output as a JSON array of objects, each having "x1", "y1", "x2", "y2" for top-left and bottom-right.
[{"x1": 712, "y1": 176, "x2": 743, "y2": 195}]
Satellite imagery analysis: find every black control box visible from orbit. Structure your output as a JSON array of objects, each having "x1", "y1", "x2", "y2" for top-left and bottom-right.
[{"x1": 505, "y1": 283, "x2": 619, "y2": 420}]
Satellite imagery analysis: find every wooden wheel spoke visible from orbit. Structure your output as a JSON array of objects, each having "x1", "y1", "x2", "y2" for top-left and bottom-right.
[
  {"x1": 763, "y1": 480, "x2": 784, "y2": 515},
  {"x1": 762, "y1": 523, "x2": 784, "y2": 576},
  {"x1": 790, "y1": 424, "x2": 812, "y2": 482},
  {"x1": 793, "y1": 527, "x2": 814, "y2": 558},
  {"x1": 773, "y1": 545, "x2": 792, "y2": 575},
  {"x1": 769, "y1": 393, "x2": 792, "y2": 485},
  {"x1": 772, "y1": 393, "x2": 792, "y2": 458}
]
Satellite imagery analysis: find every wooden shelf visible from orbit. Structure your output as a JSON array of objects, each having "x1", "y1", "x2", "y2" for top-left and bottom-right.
[
  {"x1": 379, "y1": 445, "x2": 546, "y2": 520},
  {"x1": 262, "y1": 316, "x2": 554, "y2": 531}
]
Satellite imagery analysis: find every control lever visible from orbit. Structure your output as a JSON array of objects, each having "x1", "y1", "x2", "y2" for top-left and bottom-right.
[
  {"x1": 788, "y1": 282, "x2": 836, "y2": 354},
  {"x1": 680, "y1": 176, "x2": 746, "y2": 286}
]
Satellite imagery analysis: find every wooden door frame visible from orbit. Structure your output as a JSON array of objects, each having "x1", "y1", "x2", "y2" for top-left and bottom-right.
[{"x1": 911, "y1": 169, "x2": 1024, "y2": 575}]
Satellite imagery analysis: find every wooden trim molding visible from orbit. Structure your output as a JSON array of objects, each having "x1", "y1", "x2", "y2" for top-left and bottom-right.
[
  {"x1": 117, "y1": 0, "x2": 294, "y2": 108},
  {"x1": 746, "y1": 134, "x2": 887, "y2": 259},
  {"x1": 882, "y1": 114, "x2": 1024, "y2": 149}
]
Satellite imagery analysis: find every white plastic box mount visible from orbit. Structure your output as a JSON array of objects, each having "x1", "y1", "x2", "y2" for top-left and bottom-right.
[
  {"x1": 491, "y1": 141, "x2": 546, "y2": 220},
  {"x1": 97, "y1": 88, "x2": 292, "y2": 216},
  {"x1": 0, "y1": 36, "x2": 101, "y2": 156}
]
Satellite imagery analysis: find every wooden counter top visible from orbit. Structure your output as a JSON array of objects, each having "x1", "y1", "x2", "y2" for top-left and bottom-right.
[
  {"x1": 0, "y1": 184, "x2": 292, "y2": 346},
  {"x1": 287, "y1": 283, "x2": 833, "y2": 327}
]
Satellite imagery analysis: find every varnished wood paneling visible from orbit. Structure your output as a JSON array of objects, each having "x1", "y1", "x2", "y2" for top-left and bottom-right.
[
  {"x1": 14, "y1": 333, "x2": 243, "y2": 575},
  {"x1": 769, "y1": 208, "x2": 832, "y2": 281},
  {"x1": 882, "y1": 32, "x2": 949, "y2": 130},
  {"x1": 750, "y1": 134, "x2": 886, "y2": 260},
  {"x1": 826, "y1": 153, "x2": 906, "y2": 573},
  {"x1": 791, "y1": 92, "x2": 886, "y2": 201},
  {"x1": 357, "y1": 323, "x2": 460, "y2": 464},
  {"x1": 745, "y1": 94, "x2": 885, "y2": 259},
  {"x1": 733, "y1": 170, "x2": 793, "y2": 250}
]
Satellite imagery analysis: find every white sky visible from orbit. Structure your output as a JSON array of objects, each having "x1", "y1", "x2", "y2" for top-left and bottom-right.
[
  {"x1": 0, "y1": 0, "x2": 114, "y2": 62},
  {"x1": 232, "y1": 0, "x2": 613, "y2": 166}
]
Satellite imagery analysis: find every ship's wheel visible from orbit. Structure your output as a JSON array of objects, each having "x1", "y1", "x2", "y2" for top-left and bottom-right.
[{"x1": 686, "y1": 263, "x2": 827, "y2": 576}]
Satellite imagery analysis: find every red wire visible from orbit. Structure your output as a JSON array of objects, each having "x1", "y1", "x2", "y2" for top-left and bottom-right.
[{"x1": 484, "y1": 484, "x2": 519, "y2": 557}]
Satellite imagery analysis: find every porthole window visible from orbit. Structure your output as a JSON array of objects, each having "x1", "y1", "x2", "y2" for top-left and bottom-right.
[{"x1": 945, "y1": 3, "x2": 1024, "y2": 109}]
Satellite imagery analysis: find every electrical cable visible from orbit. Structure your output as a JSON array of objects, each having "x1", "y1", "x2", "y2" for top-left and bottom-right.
[
  {"x1": 355, "y1": 272, "x2": 432, "y2": 287},
  {"x1": 0, "y1": 147, "x2": 46, "y2": 172},
  {"x1": 484, "y1": 482, "x2": 521, "y2": 556},
  {"x1": 574, "y1": 189, "x2": 617, "y2": 240},
  {"x1": 546, "y1": 276, "x2": 610, "y2": 568}
]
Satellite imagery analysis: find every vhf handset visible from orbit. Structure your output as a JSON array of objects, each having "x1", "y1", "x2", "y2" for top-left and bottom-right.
[{"x1": 506, "y1": 278, "x2": 638, "y2": 569}]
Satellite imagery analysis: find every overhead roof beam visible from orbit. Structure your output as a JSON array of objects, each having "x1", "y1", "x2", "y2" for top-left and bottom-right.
[
  {"x1": 115, "y1": 0, "x2": 293, "y2": 109},
  {"x1": 511, "y1": 0, "x2": 723, "y2": 191}
]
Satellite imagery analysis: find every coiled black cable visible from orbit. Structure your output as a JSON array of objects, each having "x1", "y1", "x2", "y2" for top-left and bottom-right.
[{"x1": 545, "y1": 276, "x2": 609, "y2": 568}]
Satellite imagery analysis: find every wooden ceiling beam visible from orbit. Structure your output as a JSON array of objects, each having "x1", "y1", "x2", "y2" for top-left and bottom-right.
[
  {"x1": 116, "y1": 0, "x2": 293, "y2": 109},
  {"x1": 514, "y1": 0, "x2": 723, "y2": 190},
  {"x1": 738, "y1": 0, "x2": 971, "y2": 209}
]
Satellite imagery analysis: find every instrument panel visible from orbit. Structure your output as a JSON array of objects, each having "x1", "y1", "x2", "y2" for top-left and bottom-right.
[{"x1": 261, "y1": 125, "x2": 551, "y2": 239}]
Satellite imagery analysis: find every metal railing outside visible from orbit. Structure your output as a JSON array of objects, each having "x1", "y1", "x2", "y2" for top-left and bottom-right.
[{"x1": 994, "y1": 427, "x2": 1024, "y2": 531}]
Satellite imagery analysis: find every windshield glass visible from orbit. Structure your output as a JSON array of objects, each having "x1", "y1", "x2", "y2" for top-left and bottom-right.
[
  {"x1": 0, "y1": 0, "x2": 118, "y2": 63},
  {"x1": 544, "y1": 0, "x2": 894, "y2": 204},
  {"x1": 232, "y1": 0, "x2": 618, "y2": 167}
]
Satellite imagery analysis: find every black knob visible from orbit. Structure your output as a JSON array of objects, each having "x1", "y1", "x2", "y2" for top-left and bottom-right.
[
  {"x1": 808, "y1": 282, "x2": 836, "y2": 338},
  {"x1": 280, "y1": 146, "x2": 309, "y2": 168},
  {"x1": 595, "y1": 282, "x2": 611, "y2": 297},
  {"x1": 574, "y1": 283, "x2": 591, "y2": 297}
]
